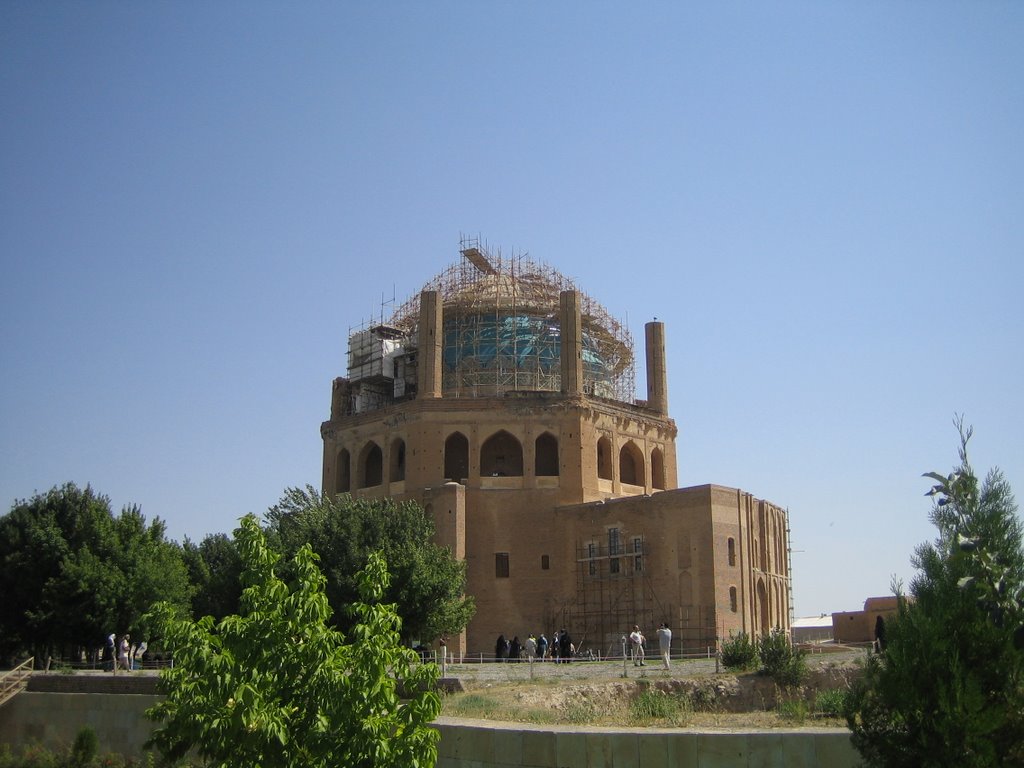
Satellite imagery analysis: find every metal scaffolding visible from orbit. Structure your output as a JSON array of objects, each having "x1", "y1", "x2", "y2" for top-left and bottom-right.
[{"x1": 388, "y1": 236, "x2": 636, "y2": 403}]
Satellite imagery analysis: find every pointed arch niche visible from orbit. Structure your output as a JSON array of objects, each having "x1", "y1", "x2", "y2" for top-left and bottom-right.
[
  {"x1": 480, "y1": 430, "x2": 523, "y2": 477},
  {"x1": 651, "y1": 446, "x2": 666, "y2": 490},
  {"x1": 389, "y1": 437, "x2": 406, "y2": 483},
  {"x1": 534, "y1": 432, "x2": 559, "y2": 477},
  {"x1": 597, "y1": 436, "x2": 613, "y2": 481},
  {"x1": 335, "y1": 448, "x2": 351, "y2": 493},
  {"x1": 619, "y1": 441, "x2": 645, "y2": 488},
  {"x1": 358, "y1": 442, "x2": 383, "y2": 489},
  {"x1": 444, "y1": 432, "x2": 469, "y2": 483}
]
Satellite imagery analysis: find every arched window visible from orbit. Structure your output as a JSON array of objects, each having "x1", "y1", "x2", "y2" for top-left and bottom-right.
[
  {"x1": 535, "y1": 432, "x2": 559, "y2": 476},
  {"x1": 651, "y1": 446, "x2": 665, "y2": 490},
  {"x1": 619, "y1": 441, "x2": 645, "y2": 487},
  {"x1": 444, "y1": 432, "x2": 469, "y2": 483},
  {"x1": 389, "y1": 438, "x2": 406, "y2": 482},
  {"x1": 729, "y1": 586, "x2": 738, "y2": 613},
  {"x1": 336, "y1": 448, "x2": 351, "y2": 493},
  {"x1": 597, "y1": 436, "x2": 612, "y2": 480},
  {"x1": 480, "y1": 430, "x2": 523, "y2": 477},
  {"x1": 359, "y1": 442, "x2": 382, "y2": 488},
  {"x1": 728, "y1": 537, "x2": 736, "y2": 567}
]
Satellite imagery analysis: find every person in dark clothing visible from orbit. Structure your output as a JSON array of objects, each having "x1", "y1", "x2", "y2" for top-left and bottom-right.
[
  {"x1": 537, "y1": 634, "x2": 548, "y2": 660},
  {"x1": 495, "y1": 634, "x2": 507, "y2": 662},
  {"x1": 874, "y1": 615, "x2": 887, "y2": 653},
  {"x1": 558, "y1": 629, "x2": 573, "y2": 663},
  {"x1": 508, "y1": 636, "x2": 521, "y2": 662}
]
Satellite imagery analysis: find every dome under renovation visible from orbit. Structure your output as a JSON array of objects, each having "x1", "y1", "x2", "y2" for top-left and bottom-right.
[{"x1": 345, "y1": 238, "x2": 635, "y2": 412}]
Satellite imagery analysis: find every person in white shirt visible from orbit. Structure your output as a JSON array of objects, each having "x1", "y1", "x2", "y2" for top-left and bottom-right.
[
  {"x1": 629, "y1": 625, "x2": 645, "y2": 666},
  {"x1": 657, "y1": 623, "x2": 672, "y2": 670}
]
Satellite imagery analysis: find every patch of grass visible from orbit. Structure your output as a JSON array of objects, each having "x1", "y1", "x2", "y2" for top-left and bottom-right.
[
  {"x1": 519, "y1": 708, "x2": 559, "y2": 725},
  {"x1": 814, "y1": 688, "x2": 848, "y2": 718},
  {"x1": 628, "y1": 688, "x2": 692, "y2": 725},
  {"x1": 564, "y1": 698, "x2": 598, "y2": 724},
  {"x1": 777, "y1": 698, "x2": 809, "y2": 724},
  {"x1": 444, "y1": 693, "x2": 501, "y2": 719}
]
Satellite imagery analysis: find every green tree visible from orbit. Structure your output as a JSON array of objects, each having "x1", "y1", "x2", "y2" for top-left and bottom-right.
[
  {"x1": 146, "y1": 515, "x2": 441, "y2": 768},
  {"x1": 846, "y1": 422, "x2": 1024, "y2": 767},
  {"x1": 0, "y1": 483, "x2": 191, "y2": 662},
  {"x1": 757, "y1": 627, "x2": 807, "y2": 687},
  {"x1": 181, "y1": 532, "x2": 244, "y2": 622},
  {"x1": 264, "y1": 486, "x2": 474, "y2": 642}
]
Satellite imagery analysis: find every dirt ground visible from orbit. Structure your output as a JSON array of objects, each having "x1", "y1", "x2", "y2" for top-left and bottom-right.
[{"x1": 439, "y1": 648, "x2": 864, "y2": 729}]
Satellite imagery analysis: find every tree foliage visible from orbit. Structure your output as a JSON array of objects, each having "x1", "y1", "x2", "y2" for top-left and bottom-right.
[
  {"x1": 757, "y1": 627, "x2": 807, "y2": 687},
  {"x1": 181, "y1": 533, "x2": 244, "y2": 622},
  {"x1": 846, "y1": 422, "x2": 1024, "y2": 767},
  {"x1": 264, "y1": 486, "x2": 474, "y2": 642},
  {"x1": 720, "y1": 631, "x2": 758, "y2": 671},
  {"x1": 146, "y1": 515, "x2": 441, "y2": 768},
  {"x1": 0, "y1": 483, "x2": 192, "y2": 661}
]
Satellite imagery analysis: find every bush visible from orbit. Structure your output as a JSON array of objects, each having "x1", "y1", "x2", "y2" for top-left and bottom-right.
[
  {"x1": 814, "y1": 688, "x2": 848, "y2": 718},
  {"x1": 69, "y1": 729, "x2": 97, "y2": 768},
  {"x1": 757, "y1": 628, "x2": 807, "y2": 687},
  {"x1": 720, "y1": 631, "x2": 758, "y2": 670}
]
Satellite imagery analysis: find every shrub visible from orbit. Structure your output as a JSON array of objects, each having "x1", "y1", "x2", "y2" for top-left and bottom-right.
[
  {"x1": 757, "y1": 628, "x2": 807, "y2": 687},
  {"x1": 814, "y1": 688, "x2": 848, "y2": 718},
  {"x1": 720, "y1": 631, "x2": 758, "y2": 670},
  {"x1": 70, "y1": 728, "x2": 98, "y2": 768}
]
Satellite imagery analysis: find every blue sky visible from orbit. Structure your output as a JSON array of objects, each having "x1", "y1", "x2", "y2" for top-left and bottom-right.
[{"x1": 2, "y1": 2, "x2": 1021, "y2": 619}]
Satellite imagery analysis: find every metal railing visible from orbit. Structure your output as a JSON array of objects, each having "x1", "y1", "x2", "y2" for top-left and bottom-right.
[{"x1": 0, "y1": 657, "x2": 34, "y2": 708}]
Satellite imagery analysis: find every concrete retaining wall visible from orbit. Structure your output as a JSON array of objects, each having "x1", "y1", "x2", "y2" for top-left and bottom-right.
[
  {"x1": 0, "y1": 692, "x2": 161, "y2": 759},
  {"x1": 0, "y1": 691, "x2": 861, "y2": 767},
  {"x1": 435, "y1": 718, "x2": 861, "y2": 768}
]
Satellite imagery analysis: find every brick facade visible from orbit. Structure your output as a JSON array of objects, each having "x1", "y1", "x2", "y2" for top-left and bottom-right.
[{"x1": 320, "y1": 250, "x2": 791, "y2": 656}]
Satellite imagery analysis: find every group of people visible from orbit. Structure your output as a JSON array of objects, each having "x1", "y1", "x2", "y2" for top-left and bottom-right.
[
  {"x1": 493, "y1": 622, "x2": 675, "y2": 669},
  {"x1": 101, "y1": 632, "x2": 146, "y2": 671},
  {"x1": 495, "y1": 629, "x2": 575, "y2": 662},
  {"x1": 628, "y1": 623, "x2": 672, "y2": 670}
]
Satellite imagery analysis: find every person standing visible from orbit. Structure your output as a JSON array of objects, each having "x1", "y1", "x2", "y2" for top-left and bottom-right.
[
  {"x1": 537, "y1": 633, "x2": 548, "y2": 660},
  {"x1": 525, "y1": 634, "x2": 537, "y2": 660},
  {"x1": 629, "y1": 625, "x2": 646, "y2": 666},
  {"x1": 657, "y1": 622, "x2": 672, "y2": 670},
  {"x1": 558, "y1": 629, "x2": 573, "y2": 663},
  {"x1": 102, "y1": 633, "x2": 115, "y2": 671},
  {"x1": 117, "y1": 634, "x2": 131, "y2": 671}
]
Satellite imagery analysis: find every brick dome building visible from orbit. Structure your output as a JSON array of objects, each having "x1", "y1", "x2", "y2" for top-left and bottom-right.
[{"x1": 321, "y1": 239, "x2": 791, "y2": 657}]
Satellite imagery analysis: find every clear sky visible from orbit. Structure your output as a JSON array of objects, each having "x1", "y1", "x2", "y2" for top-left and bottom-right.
[{"x1": 2, "y1": 2, "x2": 1021, "y2": 620}]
